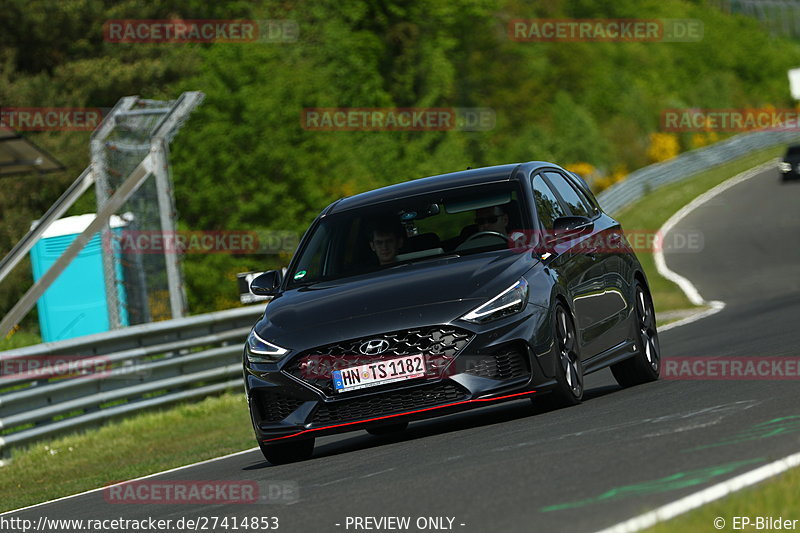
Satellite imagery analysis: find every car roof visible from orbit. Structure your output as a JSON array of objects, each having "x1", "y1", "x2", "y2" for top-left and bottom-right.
[{"x1": 327, "y1": 161, "x2": 559, "y2": 214}]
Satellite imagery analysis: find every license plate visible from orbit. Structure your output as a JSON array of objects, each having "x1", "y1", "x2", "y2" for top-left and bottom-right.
[{"x1": 332, "y1": 354, "x2": 426, "y2": 393}]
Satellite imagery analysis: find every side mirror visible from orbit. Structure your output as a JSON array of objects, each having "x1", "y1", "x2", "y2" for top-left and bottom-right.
[
  {"x1": 250, "y1": 270, "x2": 283, "y2": 296},
  {"x1": 549, "y1": 216, "x2": 593, "y2": 243}
]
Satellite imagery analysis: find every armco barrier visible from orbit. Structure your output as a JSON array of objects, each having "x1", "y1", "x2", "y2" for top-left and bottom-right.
[
  {"x1": 596, "y1": 129, "x2": 800, "y2": 214},
  {"x1": 0, "y1": 304, "x2": 263, "y2": 457}
]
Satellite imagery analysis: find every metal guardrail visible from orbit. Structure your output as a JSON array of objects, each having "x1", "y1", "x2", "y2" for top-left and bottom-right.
[
  {"x1": 0, "y1": 304, "x2": 263, "y2": 457},
  {"x1": 596, "y1": 129, "x2": 800, "y2": 214}
]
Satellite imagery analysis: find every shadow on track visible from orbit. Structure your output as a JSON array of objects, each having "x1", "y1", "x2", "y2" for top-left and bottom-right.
[{"x1": 243, "y1": 383, "x2": 622, "y2": 469}]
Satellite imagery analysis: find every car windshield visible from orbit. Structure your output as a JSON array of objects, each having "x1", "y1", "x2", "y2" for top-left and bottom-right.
[{"x1": 286, "y1": 183, "x2": 529, "y2": 287}]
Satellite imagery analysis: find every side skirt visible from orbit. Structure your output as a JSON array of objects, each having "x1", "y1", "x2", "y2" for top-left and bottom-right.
[{"x1": 582, "y1": 339, "x2": 636, "y2": 374}]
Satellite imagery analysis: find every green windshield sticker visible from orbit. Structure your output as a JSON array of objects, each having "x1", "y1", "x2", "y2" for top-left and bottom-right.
[{"x1": 293, "y1": 270, "x2": 307, "y2": 280}]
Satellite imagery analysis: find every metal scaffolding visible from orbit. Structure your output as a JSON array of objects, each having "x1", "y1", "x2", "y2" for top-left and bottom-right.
[{"x1": 0, "y1": 92, "x2": 204, "y2": 339}]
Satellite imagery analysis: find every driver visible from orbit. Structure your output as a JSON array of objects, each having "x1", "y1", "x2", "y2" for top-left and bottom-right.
[
  {"x1": 474, "y1": 205, "x2": 509, "y2": 235},
  {"x1": 368, "y1": 220, "x2": 405, "y2": 266}
]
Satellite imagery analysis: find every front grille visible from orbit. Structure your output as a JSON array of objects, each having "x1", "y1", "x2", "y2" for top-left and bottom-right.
[
  {"x1": 285, "y1": 326, "x2": 473, "y2": 395},
  {"x1": 311, "y1": 382, "x2": 468, "y2": 425},
  {"x1": 255, "y1": 390, "x2": 306, "y2": 423},
  {"x1": 462, "y1": 347, "x2": 530, "y2": 380}
]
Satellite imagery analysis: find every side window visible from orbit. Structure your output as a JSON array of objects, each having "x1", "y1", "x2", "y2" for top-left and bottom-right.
[
  {"x1": 543, "y1": 171, "x2": 595, "y2": 218},
  {"x1": 567, "y1": 172, "x2": 601, "y2": 212},
  {"x1": 531, "y1": 174, "x2": 567, "y2": 230}
]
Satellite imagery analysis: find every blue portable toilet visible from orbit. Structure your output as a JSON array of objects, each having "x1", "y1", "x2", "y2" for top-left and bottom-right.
[{"x1": 30, "y1": 214, "x2": 129, "y2": 342}]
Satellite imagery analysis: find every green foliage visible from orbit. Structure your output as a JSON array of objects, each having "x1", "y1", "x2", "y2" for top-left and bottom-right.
[{"x1": 2, "y1": 0, "x2": 800, "y2": 318}]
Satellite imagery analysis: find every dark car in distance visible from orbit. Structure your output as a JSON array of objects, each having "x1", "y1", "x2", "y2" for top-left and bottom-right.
[
  {"x1": 779, "y1": 144, "x2": 800, "y2": 181},
  {"x1": 244, "y1": 162, "x2": 661, "y2": 464}
]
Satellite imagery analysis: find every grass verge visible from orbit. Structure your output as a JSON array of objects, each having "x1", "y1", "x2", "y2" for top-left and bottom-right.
[
  {"x1": 0, "y1": 145, "x2": 786, "y2": 514},
  {"x1": 0, "y1": 330, "x2": 42, "y2": 351},
  {"x1": 0, "y1": 392, "x2": 255, "y2": 513},
  {"x1": 645, "y1": 462, "x2": 800, "y2": 532}
]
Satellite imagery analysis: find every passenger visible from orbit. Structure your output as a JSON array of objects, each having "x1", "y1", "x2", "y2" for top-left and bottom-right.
[{"x1": 474, "y1": 205, "x2": 509, "y2": 235}]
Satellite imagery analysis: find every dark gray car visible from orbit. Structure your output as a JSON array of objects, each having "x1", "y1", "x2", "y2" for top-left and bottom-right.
[{"x1": 243, "y1": 162, "x2": 661, "y2": 464}]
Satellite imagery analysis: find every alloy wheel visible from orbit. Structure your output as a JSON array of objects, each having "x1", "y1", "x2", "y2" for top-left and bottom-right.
[
  {"x1": 556, "y1": 307, "x2": 583, "y2": 398},
  {"x1": 635, "y1": 286, "x2": 660, "y2": 372}
]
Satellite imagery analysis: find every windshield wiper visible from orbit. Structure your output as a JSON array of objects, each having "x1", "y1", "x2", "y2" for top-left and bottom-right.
[
  {"x1": 390, "y1": 253, "x2": 460, "y2": 267},
  {"x1": 289, "y1": 280, "x2": 323, "y2": 289}
]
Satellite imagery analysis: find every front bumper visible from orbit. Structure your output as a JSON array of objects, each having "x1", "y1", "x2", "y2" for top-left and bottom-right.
[
  {"x1": 245, "y1": 308, "x2": 556, "y2": 443},
  {"x1": 780, "y1": 163, "x2": 800, "y2": 179},
  {"x1": 253, "y1": 385, "x2": 540, "y2": 443}
]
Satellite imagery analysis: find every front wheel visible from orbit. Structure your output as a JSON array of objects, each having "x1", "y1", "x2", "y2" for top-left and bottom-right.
[
  {"x1": 258, "y1": 438, "x2": 315, "y2": 465},
  {"x1": 611, "y1": 282, "x2": 660, "y2": 387},
  {"x1": 548, "y1": 304, "x2": 584, "y2": 406}
]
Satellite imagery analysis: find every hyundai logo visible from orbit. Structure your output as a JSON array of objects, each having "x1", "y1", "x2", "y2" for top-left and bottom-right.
[{"x1": 359, "y1": 339, "x2": 390, "y2": 355}]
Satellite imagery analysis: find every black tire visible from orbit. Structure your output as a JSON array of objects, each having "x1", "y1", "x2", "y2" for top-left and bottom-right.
[
  {"x1": 366, "y1": 421, "x2": 408, "y2": 436},
  {"x1": 611, "y1": 282, "x2": 660, "y2": 387},
  {"x1": 548, "y1": 304, "x2": 584, "y2": 406},
  {"x1": 258, "y1": 438, "x2": 315, "y2": 465}
]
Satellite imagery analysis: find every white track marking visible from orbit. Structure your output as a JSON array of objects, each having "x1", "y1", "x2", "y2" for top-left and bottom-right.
[
  {"x1": 0, "y1": 447, "x2": 259, "y2": 516},
  {"x1": 598, "y1": 159, "x2": 788, "y2": 532},
  {"x1": 594, "y1": 451, "x2": 800, "y2": 533},
  {"x1": 658, "y1": 302, "x2": 724, "y2": 332},
  {"x1": 654, "y1": 160, "x2": 776, "y2": 331}
]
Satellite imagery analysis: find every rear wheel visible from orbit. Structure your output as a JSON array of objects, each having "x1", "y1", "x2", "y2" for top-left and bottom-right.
[
  {"x1": 549, "y1": 304, "x2": 583, "y2": 406},
  {"x1": 366, "y1": 421, "x2": 408, "y2": 436},
  {"x1": 258, "y1": 438, "x2": 315, "y2": 465},
  {"x1": 611, "y1": 282, "x2": 660, "y2": 387}
]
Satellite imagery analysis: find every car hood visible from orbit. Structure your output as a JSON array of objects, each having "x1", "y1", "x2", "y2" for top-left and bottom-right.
[{"x1": 256, "y1": 251, "x2": 539, "y2": 343}]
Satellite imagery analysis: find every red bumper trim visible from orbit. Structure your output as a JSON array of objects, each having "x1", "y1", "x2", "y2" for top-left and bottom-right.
[{"x1": 261, "y1": 390, "x2": 537, "y2": 443}]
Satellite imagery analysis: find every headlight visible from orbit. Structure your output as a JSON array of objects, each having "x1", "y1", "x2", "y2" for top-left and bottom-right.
[
  {"x1": 245, "y1": 330, "x2": 290, "y2": 363},
  {"x1": 461, "y1": 279, "x2": 529, "y2": 324},
  {"x1": 779, "y1": 162, "x2": 792, "y2": 172}
]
